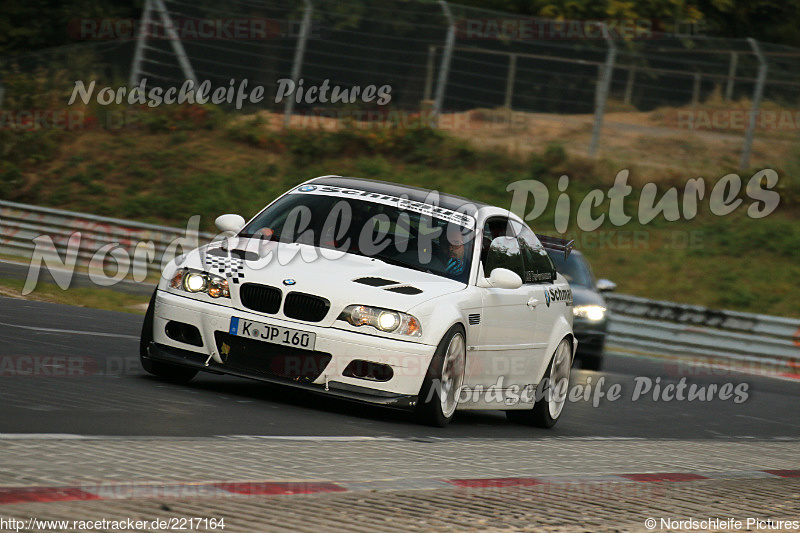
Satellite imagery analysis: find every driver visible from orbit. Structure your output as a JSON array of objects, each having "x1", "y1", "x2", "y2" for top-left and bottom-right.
[{"x1": 444, "y1": 233, "x2": 465, "y2": 275}]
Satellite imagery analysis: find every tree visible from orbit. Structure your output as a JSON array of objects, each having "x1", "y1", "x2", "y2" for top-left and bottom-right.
[{"x1": 0, "y1": 0, "x2": 139, "y2": 55}]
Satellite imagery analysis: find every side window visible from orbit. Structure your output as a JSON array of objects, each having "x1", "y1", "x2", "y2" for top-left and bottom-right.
[
  {"x1": 480, "y1": 217, "x2": 514, "y2": 269},
  {"x1": 484, "y1": 236, "x2": 525, "y2": 281},
  {"x1": 517, "y1": 226, "x2": 557, "y2": 284}
]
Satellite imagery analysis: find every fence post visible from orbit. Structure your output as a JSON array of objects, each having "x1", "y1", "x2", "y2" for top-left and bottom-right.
[
  {"x1": 740, "y1": 38, "x2": 767, "y2": 170},
  {"x1": 692, "y1": 73, "x2": 701, "y2": 106},
  {"x1": 129, "y1": 0, "x2": 153, "y2": 87},
  {"x1": 433, "y1": 0, "x2": 455, "y2": 120},
  {"x1": 623, "y1": 66, "x2": 635, "y2": 106},
  {"x1": 504, "y1": 53, "x2": 517, "y2": 108},
  {"x1": 592, "y1": 65, "x2": 600, "y2": 108},
  {"x1": 423, "y1": 45, "x2": 435, "y2": 102},
  {"x1": 589, "y1": 23, "x2": 616, "y2": 158},
  {"x1": 725, "y1": 52, "x2": 738, "y2": 101},
  {"x1": 152, "y1": 0, "x2": 198, "y2": 87},
  {"x1": 284, "y1": 0, "x2": 313, "y2": 128}
]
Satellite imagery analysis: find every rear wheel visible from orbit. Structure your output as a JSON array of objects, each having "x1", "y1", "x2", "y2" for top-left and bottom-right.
[
  {"x1": 416, "y1": 325, "x2": 466, "y2": 428},
  {"x1": 506, "y1": 338, "x2": 572, "y2": 428},
  {"x1": 140, "y1": 290, "x2": 198, "y2": 383}
]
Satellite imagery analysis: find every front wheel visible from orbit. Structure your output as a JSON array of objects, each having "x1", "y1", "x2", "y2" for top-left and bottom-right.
[
  {"x1": 506, "y1": 337, "x2": 572, "y2": 429},
  {"x1": 416, "y1": 325, "x2": 466, "y2": 428},
  {"x1": 140, "y1": 290, "x2": 198, "y2": 383}
]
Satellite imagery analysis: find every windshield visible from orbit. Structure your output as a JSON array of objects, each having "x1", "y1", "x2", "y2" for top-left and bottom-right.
[
  {"x1": 241, "y1": 191, "x2": 476, "y2": 283},
  {"x1": 547, "y1": 251, "x2": 594, "y2": 288}
]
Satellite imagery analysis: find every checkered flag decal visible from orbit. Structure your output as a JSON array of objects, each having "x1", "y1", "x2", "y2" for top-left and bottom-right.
[{"x1": 206, "y1": 255, "x2": 246, "y2": 284}]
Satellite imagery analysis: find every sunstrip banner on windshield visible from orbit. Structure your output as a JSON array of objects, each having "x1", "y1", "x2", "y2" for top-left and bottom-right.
[{"x1": 292, "y1": 184, "x2": 477, "y2": 230}]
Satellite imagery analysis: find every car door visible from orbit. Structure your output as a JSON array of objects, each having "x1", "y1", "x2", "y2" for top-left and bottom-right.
[
  {"x1": 464, "y1": 218, "x2": 537, "y2": 393},
  {"x1": 514, "y1": 222, "x2": 560, "y2": 384}
]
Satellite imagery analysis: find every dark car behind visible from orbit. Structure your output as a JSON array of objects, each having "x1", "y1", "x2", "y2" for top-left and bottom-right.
[{"x1": 547, "y1": 250, "x2": 615, "y2": 370}]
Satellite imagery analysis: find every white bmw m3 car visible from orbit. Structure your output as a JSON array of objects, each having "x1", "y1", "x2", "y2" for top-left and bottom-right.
[{"x1": 141, "y1": 176, "x2": 576, "y2": 427}]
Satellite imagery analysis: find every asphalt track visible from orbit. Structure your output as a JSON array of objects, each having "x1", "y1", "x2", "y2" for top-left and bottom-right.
[{"x1": 1, "y1": 296, "x2": 798, "y2": 439}]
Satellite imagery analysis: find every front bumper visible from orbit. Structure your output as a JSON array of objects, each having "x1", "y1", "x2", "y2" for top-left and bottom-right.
[
  {"x1": 572, "y1": 317, "x2": 608, "y2": 357},
  {"x1": 144, "y1": 342, "x2": 418, "y2": 408},
  {"x1": 149, "y1": 290, "x2": 436, "y2": 405}
]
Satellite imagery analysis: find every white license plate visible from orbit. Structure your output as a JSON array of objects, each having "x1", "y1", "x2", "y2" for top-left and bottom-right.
[{"x1": 229, "y1": 317, "x2": 316, "y2": 350}]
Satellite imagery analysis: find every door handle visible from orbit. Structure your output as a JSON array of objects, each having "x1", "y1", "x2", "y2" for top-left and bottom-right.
[{"x1": 527, "y1": 297, "x2": 539, "y2": 309}]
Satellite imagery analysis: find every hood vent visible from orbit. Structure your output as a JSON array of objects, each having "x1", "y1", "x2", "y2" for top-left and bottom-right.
[
  {"x1": 230, "y1": 249, "x2": 259, "y2": 261},
  {"x1": 206, "y1": 247, "x2": 227, "y2": 257},
  {"x1": 354, "y1": 277, "x2": 398, "y2": 287},
  {"x1": 385, "y1": 285, "x2": 423, "y2": 295},
  {"x1": 206, "y1": 247, "x2": 258, "y2": 261},
  {"x1": 354, "y1": 277, "x2": 423, "y2": 295}
]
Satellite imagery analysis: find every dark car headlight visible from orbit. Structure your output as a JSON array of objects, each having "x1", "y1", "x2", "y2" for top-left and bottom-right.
[{"x1": 573, "y1": 305, "x2": 606, "y2": 321}]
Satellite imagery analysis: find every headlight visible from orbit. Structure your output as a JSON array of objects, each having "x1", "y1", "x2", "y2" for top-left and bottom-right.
[
  {"x1": 169, "y1": 268, "x2": 230, "y2": 299},
  {"x1": 573, "y1": 305, "x2": 606, "y2": 321},
  {"x1": 207, "y1": 277, "x2": 229, "y2": 298},
  {"x1": 338, "y1": 305, "x2": 422, "y2": 337},
  {"x1": 184, "y1": 272, "x2": 207, "y2": 293}
]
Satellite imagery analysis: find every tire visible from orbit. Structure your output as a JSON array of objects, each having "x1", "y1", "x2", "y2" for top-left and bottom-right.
[
  {"x1": 140, "y1": 290, "x2": 198, "y2": 383},
  {"x1": 416, "y1": 324, "x2": 466, "y2": 428},
  {"x1": 580, "y1": 353, "x2": 603, "y2": 371},
  {"x1": 576, "y1": 337, "x2": 605, "y2": 371},
  {"x1": 505, "y1": 337, "x2": 572, "y2": 429}
]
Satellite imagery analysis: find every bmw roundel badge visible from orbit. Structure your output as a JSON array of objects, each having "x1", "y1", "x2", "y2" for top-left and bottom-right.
[
  {"x1": 283, "y1": 279, "x2": 297, "y2": 286},
  {"x1": 297, "y1": 185, "x2": 317, "y2": 192}
]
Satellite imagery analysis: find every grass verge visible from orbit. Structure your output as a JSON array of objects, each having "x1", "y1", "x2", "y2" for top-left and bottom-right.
[
  {"x1": 2, "y1": 106, "x2": 798, "y2": 317},
  {"x1": 0, "y1": 276, "x2": 150, "y2": 315}
]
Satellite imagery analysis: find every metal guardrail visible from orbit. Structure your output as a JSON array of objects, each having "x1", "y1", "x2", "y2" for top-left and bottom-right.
[
  {"x1": 0, "y1": 200, "x2": 215, "y2": 279},
  {"x1": 605, "y1": 293, "x2": 800, "y2": 374},
  {"x1": 605, "y1": 293, "x2": 800, "y2": 341},
  {"x1": 1, "y1": 200, "x2": 798, "y2": 371}
]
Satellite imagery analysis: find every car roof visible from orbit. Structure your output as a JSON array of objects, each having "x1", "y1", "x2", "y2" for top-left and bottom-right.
[{"x1": 308, "y1": 176, "x2": 492, "y2": 214}]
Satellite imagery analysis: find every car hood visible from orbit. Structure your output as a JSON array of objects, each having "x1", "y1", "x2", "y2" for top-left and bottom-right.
[
  {"x1": 570, "y1": 285, "x2": 607, "y2": 307},
  {"x1": 185, "y1": 239, "x2": 466, "y2": 324}
]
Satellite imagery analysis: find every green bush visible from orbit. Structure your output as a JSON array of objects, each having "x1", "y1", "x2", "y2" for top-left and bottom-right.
[
  {"x1": 226, "y1": 115, "x2": 272, "y2": 147},
  {"x1": 543, "y1": 143, "x2": 567, "y2": 167},
  {"x1": 139, "y1": 104, "x2": 225, "y2": 133},
  {"x1": 0, "y1": 162, "x2": 23, "y2": 199}
]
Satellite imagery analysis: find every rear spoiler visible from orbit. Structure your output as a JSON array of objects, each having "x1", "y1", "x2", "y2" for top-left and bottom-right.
[{"x1": 536, "y1": 234, "x2": 574, "y2": 259}]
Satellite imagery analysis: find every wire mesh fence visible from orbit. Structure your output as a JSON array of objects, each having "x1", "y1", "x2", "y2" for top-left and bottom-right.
[{"x1": 2, "y1": 0, "x2": 800, "y2": 169}]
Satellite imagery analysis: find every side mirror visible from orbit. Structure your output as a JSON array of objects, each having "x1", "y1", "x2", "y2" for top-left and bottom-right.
[
  {"x1": 215, "y1": 214, "x2": 245, "y2": 234},
  {"x1": 596, "y1": 278, "x2": 617, "y2": 292},
  {"x1": 479, "y1": 267, "x2": 523, "y2": 290}
]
